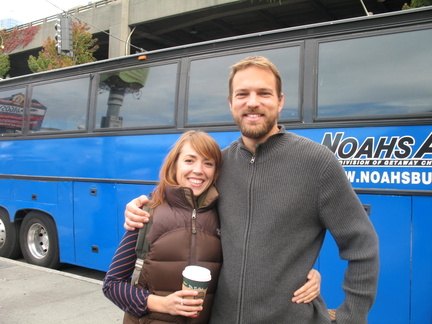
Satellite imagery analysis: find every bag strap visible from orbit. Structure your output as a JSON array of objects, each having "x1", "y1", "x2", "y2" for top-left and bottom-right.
[{"x1": 131, "y1": 204, "x2": 153, "y2": 286}]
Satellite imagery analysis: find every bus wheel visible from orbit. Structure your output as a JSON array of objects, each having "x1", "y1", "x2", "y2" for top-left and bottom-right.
[
  {"x1": 20, "y1": 212, "x2": 60, "y2": 269},
  {"x1": 0, "y1": 210, "x2": 21, "y2": 259}
]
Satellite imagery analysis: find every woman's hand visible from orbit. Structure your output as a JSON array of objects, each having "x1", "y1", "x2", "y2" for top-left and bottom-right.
[
  {"x1": 147, "y1": 290, "x2": 204, "y2": 317},
  {"x1": 292, "y1": 269, "x2": 321, "y2": 304}
]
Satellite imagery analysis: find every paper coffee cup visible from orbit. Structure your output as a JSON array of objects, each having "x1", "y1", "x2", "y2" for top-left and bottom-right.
[{"x1": 182, "y1": 265, "x2": 211, "y2": 300}]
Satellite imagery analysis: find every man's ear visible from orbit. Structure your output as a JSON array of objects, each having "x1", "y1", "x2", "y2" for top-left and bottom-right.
[
  {"x1": 228, "y1": 96, "x2": 233, "y2": 112},
  {"x1": 278, "y1": 93, "x2": 284, "y2": 112}
]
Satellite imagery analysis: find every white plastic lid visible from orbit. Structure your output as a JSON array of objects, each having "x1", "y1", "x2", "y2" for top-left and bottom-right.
[{"x1": 182, "y1": 265, "x2": 211, "y2": 282}]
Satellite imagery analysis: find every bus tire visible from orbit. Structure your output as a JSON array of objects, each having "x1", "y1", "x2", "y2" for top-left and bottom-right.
[
  {"x1": 0, "y1": 210, "x2": 22, "y2": 259},
  {"x1": 20, "y1": 212, "x2": 60, "y2": 269}
]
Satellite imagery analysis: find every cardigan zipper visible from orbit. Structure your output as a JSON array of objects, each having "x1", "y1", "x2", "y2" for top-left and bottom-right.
[{"x1": 237, "y1": 151, "x2": 258, "y2": 323}]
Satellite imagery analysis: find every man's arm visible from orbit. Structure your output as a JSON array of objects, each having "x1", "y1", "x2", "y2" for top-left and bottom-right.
[
  {"x1": 319, "y1": 155, "x2": 379, "y2": 323},
  {"x1": 125, "y1": 199, "x2": 323, "y2": 305}
]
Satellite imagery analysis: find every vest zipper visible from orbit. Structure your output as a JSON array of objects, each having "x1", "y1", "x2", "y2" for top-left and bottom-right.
[
  {"x1": 250, "y1": 154, "x2": 256, "y2": 163},
  {"x1": 191, "y1": 209, "x2": 197, "y2": 265},
  {"x1": 191, "y1": 209, "x2": 197, "y2": 234}
]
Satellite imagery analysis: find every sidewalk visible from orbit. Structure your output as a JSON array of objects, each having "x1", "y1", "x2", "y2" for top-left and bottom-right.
[{"x1": 0, "y1": 257, "x2": 123, "y2": 323}]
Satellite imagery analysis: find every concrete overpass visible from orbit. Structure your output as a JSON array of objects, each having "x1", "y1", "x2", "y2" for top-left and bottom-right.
[{"x1": 5, "y1": 0, "x2": 406, "y2": 77}]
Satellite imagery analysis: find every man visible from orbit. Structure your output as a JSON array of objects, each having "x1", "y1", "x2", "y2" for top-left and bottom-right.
[{"x1": 125, "y1": 56, "x2": 379, "y2": 323}]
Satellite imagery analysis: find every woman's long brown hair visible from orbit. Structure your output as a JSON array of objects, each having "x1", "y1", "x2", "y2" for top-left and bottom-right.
[{"x1": 150, "y1": 130, "x2": 222, "y2": 208}]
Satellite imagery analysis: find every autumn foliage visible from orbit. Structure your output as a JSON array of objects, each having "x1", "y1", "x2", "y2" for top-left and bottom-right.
[
  {"x1": 0, "y1": 26, "x2": 41, "y2": 53},
  {"x1": 28, "y1": 21, "x2": 99, "y2": 73},
  {"x1": 0, "y1": 26, "x2": 41, "y2": 78}
]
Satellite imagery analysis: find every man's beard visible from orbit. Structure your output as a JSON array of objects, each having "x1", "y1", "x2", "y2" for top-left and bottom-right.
[{"x1": 233, "y1": 112, "x2": 278, "y2": 140}]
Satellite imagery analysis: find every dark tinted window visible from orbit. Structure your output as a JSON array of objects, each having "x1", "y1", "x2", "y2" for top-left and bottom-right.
[
  {"x1": 187, "y1": 46, "x2": 301, "y2": 124},
  {"x1": 96, "y1": 64, "x2": 177, "y2": 129},
  {"x1": 31, "y1": 77, "x2": 90, "y2": 132},
  {"x1": 0, "y1": 88, "x2": 26, "y2": 134},
  {"x1": 317, "y1": 29, "x2": 432, "y2": 118}
]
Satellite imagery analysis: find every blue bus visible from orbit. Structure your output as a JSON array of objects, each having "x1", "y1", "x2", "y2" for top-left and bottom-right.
[{"x1": 0, "y1": 7, "x2": 431, "y2": 323}]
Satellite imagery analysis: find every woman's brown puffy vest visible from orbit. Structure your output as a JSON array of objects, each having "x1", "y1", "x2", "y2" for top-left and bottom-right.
[{"x1": 124, "y1": 185, "x2": 222, "y2": 324}]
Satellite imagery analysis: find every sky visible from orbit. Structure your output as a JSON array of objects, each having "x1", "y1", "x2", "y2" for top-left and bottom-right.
[{"x1": 1, "y1": 0, "x2": 92, "y2": 25}]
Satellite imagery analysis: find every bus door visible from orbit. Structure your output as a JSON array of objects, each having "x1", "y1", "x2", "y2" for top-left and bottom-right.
[
  {"x1": 411, "y1": 196, "x2": 432, "y2": 323},
  {"x1": 73, "y1": 182, "x2": 118, "y2": 271},
  {"x1": 318, "y1": 194, "x2": 412, "y2": 324},
  {"x1": 73, "y1": 182, "x2": 157, "y2": 272}
]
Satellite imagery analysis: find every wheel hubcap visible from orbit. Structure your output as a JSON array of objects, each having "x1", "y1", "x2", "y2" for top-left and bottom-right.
[
  {"x1": 27, "y1": 223, "x2": 49, "y2": 259},
  {"x1": 0, "y1": 219, "x2": 5, "y2": 249}
]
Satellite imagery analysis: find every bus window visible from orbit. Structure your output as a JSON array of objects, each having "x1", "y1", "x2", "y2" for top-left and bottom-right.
[
  {"x1": 187, "y1": 46, "x2": 301, "y2": 124},
  {"x1": 95, "y1": 64, "x2": 177, "y2": 129},
  {"x1": 317, "y1": 28, "x2": 432, "y2": 118},
  {"x1": 30, "y1": 77, "x2": 90, "y2": 132},
  {"x1": 0, "y1": 89, "x2": 26, "y2": 135}
]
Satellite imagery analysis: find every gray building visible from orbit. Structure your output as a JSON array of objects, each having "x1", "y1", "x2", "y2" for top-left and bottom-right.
[{"x1": 5, "y1": 0, "x2": 406, "y2": 77}]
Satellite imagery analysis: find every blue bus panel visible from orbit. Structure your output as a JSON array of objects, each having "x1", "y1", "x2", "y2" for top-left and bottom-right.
[
  {"x1": 411, "y1": 196, "x2": 432, "y2": 322},
  {"x1": 0, "y1": 126, "x2": 430, "y2": 323}
]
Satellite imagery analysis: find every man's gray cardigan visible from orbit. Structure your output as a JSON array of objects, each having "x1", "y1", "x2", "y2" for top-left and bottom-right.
[{"x1": 210, "y1": 126, "x2": 379, "y2": 324}]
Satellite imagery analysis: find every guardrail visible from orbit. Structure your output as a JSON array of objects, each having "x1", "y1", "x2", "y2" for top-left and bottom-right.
[{"x1": 4, "y1": 0, "x2": 117, "y2": 32}]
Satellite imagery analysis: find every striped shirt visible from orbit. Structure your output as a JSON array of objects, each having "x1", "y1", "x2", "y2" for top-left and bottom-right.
[{"x1": 102, "y1": 230, "x2": 150, "y2": 317}]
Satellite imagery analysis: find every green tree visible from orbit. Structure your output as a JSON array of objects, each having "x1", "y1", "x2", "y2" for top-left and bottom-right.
[
  {"x1": 28, "y1": 20, "x2": 99, "y2": 73},
  {"x1": 402, "y1": 0, "x2": 432, "y2": 9},
  {"x1": 72, "y1": 22, "x2": 99, "y2": 65},
  {"x1": 0, "y1": 54, "x2": 10, "y2": 79},
  {"x1": 28, "y1": 36, "x2": 73, "y2": 72},
  {"x1": 0, "y1": 33, "x2": 9, "y2": 78}
]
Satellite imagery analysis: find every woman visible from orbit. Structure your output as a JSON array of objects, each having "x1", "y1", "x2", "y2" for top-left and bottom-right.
[{"x1": 103, "y1": 130, "x2": 321, "y2": 323}]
